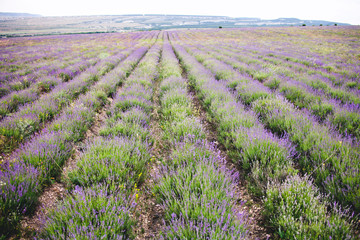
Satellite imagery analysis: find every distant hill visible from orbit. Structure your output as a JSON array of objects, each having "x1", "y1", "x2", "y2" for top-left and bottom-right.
[
  {"x1": 0, "y1": 13, "x2": 351, "y2": 37},
  {"x1": 0, "y1": 12, "x2": 42, "y2": 17}
]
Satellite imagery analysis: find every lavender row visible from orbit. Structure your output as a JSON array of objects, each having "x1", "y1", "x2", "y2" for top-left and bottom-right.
[
  {"x1": 1, "y1": 39, "x2": 96, "y2": 96},
  {"x1": 178, "y1": 29, "x2": 360, "y2": 107},
  {"x1": 100, "y1": 40, "x2": 161, "y2": 141},
  {"x1": 185, "y1": 38, "x2": 359, "y2": 143},
  {"x1": 218, "y1": 41, "x2": 360, "y2": 92},
  {"x1": 0, "y1": 43, "x2": 151, "y2": 238},
  {"x1": 0, "y1": 29, "x2": 157, "y2": 96},
  {"x1": 39, "y1": 40, "x2": 162, "y2": 239},
  {"x1": 232, "y1": 34, "x2": 360, "y2": 88},
  {"x1": 189, "y1": 42, "x2": 360, "y2": 141},
  {"x1": 0, "y1": 52, "x2": 96, "y2": 98},
  {"x1": 209, "y1": 44, "x2": 360, "y2": 140},
  {"x1": 153, "y1": 39, "x2": 248, "y2": 239},
  {"x1": 212, "y1": 43, "x2": 360, "y2": 102},
  {"x1": 0, "y1": 46, "x2": 136, "y2": 154},
  {"x1": 0, "y1": 32, "x2": 155, "y2": 118},
  {"x1": 181, "y1": 42, "x2": 360, "y2": 214},
  {"x1": 175, "y1": 42, "x2": 295, "y2": 190},
  {"x1": 0, "y1": 32, "x2": 147, "y2": 96},
  {"x1": 0, "y1": 58, "x2": 98, "y2": 119},
  {"x1": 170, "y1": 39, "x2": 355, "y2": 238},
  {"x1": 184, "y1": 27, "x2": 360, "y2": 88}
]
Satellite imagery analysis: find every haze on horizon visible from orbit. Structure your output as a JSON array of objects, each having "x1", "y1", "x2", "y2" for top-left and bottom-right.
[{"x1": 1, "y1": 0, "x2": 359, "y2": 25}]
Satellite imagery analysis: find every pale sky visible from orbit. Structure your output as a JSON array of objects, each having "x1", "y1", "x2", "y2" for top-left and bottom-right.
[{"x1": 1, "y1": 0, "x2": 359, "y2": 25}]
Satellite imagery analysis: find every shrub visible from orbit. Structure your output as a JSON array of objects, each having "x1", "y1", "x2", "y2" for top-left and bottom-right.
[
  {"x1": 39, "y1": 185, "x2": 136, "y2": 239},
  {"x1": 345, "y1": 81, "x2": 357, "y2": 89},
  {"x1": 113, "y1": 95, "x2": 152, "y2": 114},
  {"x1": 264, "y1": 175, "x2": 354, "y2": 239},
  {"x1": 0, "y1": 88, "x2": 10, "y2": 98},
  {"x1": 280, "y1": 85, "x2": 315, "y2": 109},
  {"x1": 329, "y1": 107, "x2": 360, "y2": 139},
  {"x1": 310, "y1": 102, "x2": 334, "y2": 121},
  {"x1": 154, "y1": 155, "x2": 247, "y2": 239},
  {"x1": 252, "y1": 71, "x2": 271, "y2": 82},
  {"x1": 264, "y1": 78, "x2": 281, "y2": 90},
  {"x1": 236, "y1": 83, "x2": 271, "y2": 105},
  {"x1": 234, "y1": 127, "x2": 296, "y2": 193},
  {"x1": 309, "y1": 80, "x2": 329, "y2": 91},
  {"x1": 0, "y1": 162, "x2": 40, "y2": 237},
  {"x1": 67, "y1": 137, "x2": 150, "y2": 191}
]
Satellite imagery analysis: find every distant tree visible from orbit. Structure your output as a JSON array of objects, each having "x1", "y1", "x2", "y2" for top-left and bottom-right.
[
  {"x1": 219, "y1": 26, "x2": 222, "y2": 29},
  {"x1": 334, "y1": 23, "x2": 338, "y2": 26},
  {"x1": 302, "y1": 24, "x2": 306, "y2": 26},
  {"x1": 320, "y1": 24, "x2": 323, "y2": 26}
]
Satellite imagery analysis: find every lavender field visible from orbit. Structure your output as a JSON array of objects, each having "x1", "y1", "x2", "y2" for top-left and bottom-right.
[{"x1": 1, "y1": 26, "x2": 360, "y2": 239}]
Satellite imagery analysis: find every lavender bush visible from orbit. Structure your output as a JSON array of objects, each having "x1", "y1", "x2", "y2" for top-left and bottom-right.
[
  {"x1": 264, "y1": 175, "x2": 354, "y2": 239},
  {"x1": 67, "y1": 137, "x2": 151, "y2": 191},
  {"x1": 39, "y1": 185, "x2": 136, "y2": 239},
  {"x1": 0, "y1": 161, "x2": 40, "y2": 237}
]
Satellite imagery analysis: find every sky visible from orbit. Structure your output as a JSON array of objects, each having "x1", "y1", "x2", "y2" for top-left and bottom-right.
[{"x1": 1, "y1": 0, "x2": 359, "y2": 25}]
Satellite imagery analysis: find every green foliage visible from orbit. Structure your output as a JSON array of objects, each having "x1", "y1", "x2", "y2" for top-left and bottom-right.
[
  {"x1": 114, "y1": 97, "x2": 152, "y2": 114},
  {"x1": 309, "y1": 80, "x2": 329, "y2": 91},
  {"x1": 36, "y1": 81, "x2": 52, "y2": 94},
  {"x1": 264, "y1": 175, "x2": 354, "y2": 239},
  {"x1": 324, "y1": 65, "x2": 335, "y2": 73},
  {"x1": 310, "y1": 102, "x2": 334, "y2": 121},
  {"x1": 329, "y1": 88, "x2": 360, "y2": 105},
  {"x1": 40, "y1": 185, "x2": 136, "y2": 239},
  {"x1": 0, "y1": 118, "x2": 37, "y2": 153},
  {"x1": 0, "y1": 88, "x2": 10, "y2": 98},
  {"x1": 59, "y1": 72, "x2": 71, "y2": 82},
  {"x1": 252, "y1": 97, "x2": 360, "y2": 211},
  {"x1": 163, "y1": 117, "x2": 205, "y2": 142},
  {"x1": 264, "y1": 78, "x2": 281, "y2": 90},
  {"x1": 215, "y1": 70, "x2": 234, "y2": 80},
  {"x1": 100, "y1": 119, "x2": 150, "y2": 142},
  {"x1": 226, "y1": 80, "x2": 239, "y2": 90},
  {"x1": 67, "y1": 137, "x2": 149, "y2": 191},
  {"x1": 329, "y1": 110, "x2": 360, "y2": 139},
  {"x1": 20, "y1": 137, "x2": 72, "y2": 183},
  {"x1": 252, "y1": 71, "x2": 271, "y2": 82},
  {"x1": 9, "y1": 80, "x2": 30, "y2": 91},
  {"x1": 161, "y1": 103, "x2": 192, "y2": 123},
  {"x1": 237, "y1": 84, "x2": 270, "y2": 105},
  {"x1": 345, "y1": 81, "x2": 357, "y2": 89},
  {"x1": 232, "y1": 128, "x2": 296, "y2": 195},
  {"x1": 280, "y1": 85, "x2": 317, "y2": 109},
  {"x1": 154, "y1": 159, "x2": 234, "y2": 221}
]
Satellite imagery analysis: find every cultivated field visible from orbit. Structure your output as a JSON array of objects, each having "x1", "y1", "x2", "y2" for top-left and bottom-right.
[{"x1": 0, "y1": 26, "x2": 360, "y2": 239}]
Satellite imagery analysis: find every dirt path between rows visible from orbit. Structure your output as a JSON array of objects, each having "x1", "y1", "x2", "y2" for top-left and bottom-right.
[{"x1": 134, "y1": 54, "x2": 165, "y2": 240}]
